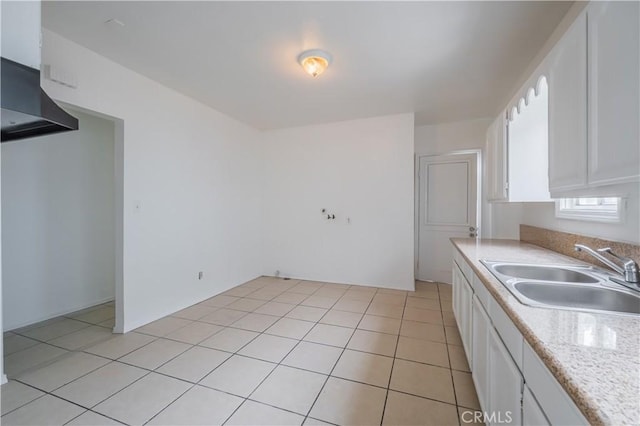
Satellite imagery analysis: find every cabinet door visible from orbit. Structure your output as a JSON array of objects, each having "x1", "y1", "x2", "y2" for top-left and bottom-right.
[
  {"x1": 452, "y1": 262, "x2": 462, "y2": 325},
  {"x1": 459, "y1": 274, "x2": 473, "y2": 367},
  {"x1": 453, "y1": 262, "x2": 473, "y2": 367},
  {"x1": 487, "y1": 114, "x2": 508, "y2": 202},
  {"x1": 522, "y1": 385, "x2": 550, "y2": 426},
  {"x1": 587, "y1": 1, "x2": 640, "y2": 186},
  {"x1": 548, "y1": 11, "x2": 588, "y2": 193},
  {"x1": 471, "y1": 295, "x2": 490, "y2": 412},
  {"x1": 488, "y1": 326, "x2": 523, "y2": 425}
]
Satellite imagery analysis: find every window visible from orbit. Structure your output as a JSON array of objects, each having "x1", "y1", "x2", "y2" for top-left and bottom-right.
[{"x1": 555, "y1": 197, "x2": 623, "y2": 222}]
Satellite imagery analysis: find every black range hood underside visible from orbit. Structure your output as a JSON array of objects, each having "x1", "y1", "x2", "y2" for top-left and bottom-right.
[{"x1": 1, "y1": 57, "x2": 78, "y2": 142}]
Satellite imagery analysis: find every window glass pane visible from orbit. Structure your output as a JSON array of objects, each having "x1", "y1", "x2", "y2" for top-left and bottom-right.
[
  {"x1": 575, "y1": 198, "x2": 599, "y2": 206},
  {"x1": 556, "y1": 197, "x2": 621, "y2": 222}
]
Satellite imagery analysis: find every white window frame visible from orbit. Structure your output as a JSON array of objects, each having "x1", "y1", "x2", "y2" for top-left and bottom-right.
[{"x1": 555, "y1": 197, "x2": 624, "y2": 223}]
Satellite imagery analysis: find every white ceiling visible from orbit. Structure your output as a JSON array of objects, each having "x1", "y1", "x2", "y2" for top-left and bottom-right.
[{"x1": 43, "y1": 1, "x2": 572, "y2": 130}]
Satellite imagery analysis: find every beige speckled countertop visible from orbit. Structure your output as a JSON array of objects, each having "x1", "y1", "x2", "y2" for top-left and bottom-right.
[{"x1": 451, "y1": 238, "x2": 640, "y2": 426}]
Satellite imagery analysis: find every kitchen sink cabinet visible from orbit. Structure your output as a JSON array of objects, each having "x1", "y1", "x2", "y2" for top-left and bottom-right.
[{"x1": 452, "y1": 245, "x2": 588, "y2": 426}]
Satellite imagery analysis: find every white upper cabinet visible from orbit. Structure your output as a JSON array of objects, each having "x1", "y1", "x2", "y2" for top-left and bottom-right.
[
  {"x1": 548, "y1": 11, "x2": 588, "y2": 193},
  {"x1": 486, "y1": 89, "x2": 551, "y2": 203},
  {"x1": 548, "y1": 1, "x2": 639, "y2": 196},
  {"x1": 0, "y1": 0, "x2": 42, "y2": 69},
  {"x1": 587, "y1": 1, "x2": 640, "y2": 186},
  {"x1": 508, "y1": 78, "x2": 551, "y2": 202},
  {"x1": 486, "y1": 113, "x2": 508, "y2": 202}
]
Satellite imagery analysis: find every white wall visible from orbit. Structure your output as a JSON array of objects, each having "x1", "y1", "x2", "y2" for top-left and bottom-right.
[
  {"x1": 261, "y1": 114, "x2": 415, "y2": 290},
  {"x1": 2, "y1": 110, "x2": 116, "y2": 330},
  {"x1": 490, "y1": 203, "x2": 524, "y2": 240},
  {"x1": 415, "y1": 118, "x2": 491, "y2": 155},
  {"x1": 40, "y1": 30, "x2": 263, "y2": 332},
  {"x1": 415, "y1": 118, "x2": 492, "y2": 237}
]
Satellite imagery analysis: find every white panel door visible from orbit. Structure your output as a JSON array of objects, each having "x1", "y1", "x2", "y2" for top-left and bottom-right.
[
  {"x1": 418, "y1": 153, "x2": 478, "y2": 283},
  {"x1": 587, "y1": 1, "x2": 640, "y2": 186}
]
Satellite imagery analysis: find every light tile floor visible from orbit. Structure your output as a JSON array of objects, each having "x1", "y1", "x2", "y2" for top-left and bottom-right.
[{"x1": 1, "y1": 278, "x2": 481, "y2": 425}]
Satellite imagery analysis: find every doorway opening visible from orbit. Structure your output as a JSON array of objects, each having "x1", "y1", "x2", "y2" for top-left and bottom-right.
[{"x1": 1, "y1": 104, "x2": 124, "y2": 380}]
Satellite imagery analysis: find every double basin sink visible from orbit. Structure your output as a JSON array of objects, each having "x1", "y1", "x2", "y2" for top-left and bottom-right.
[{"x1": 481, "y1": 261, "x2": 640, "y2": 315}]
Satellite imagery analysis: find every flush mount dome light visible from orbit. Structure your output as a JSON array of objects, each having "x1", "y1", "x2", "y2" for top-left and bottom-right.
[{"x1": 298, "y1": 49, "x2": 332, "y2": 78}]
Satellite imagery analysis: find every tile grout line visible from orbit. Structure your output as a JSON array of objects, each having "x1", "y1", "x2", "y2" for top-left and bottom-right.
[
  {"x1": 378, "y1": 288, "x2": 409, "y2": 426},
  {"x1": 3, "y1": 279, "x2": 468, "y2": 425},
  {"x1": 138, "y1": 280, "x2": 307, "y2": 426},
  {"x1": 300, "y1": 285, "x2": 384, "y2": 424},
  {"x1": 64, "y1": 409, "x2": 125, "y2": 426},
  {"x1": 219, "y1": 285, "x2": 336, "y2": 423},
  {"x1": 7, "y1": 359, "x2": 465, "y2": 426},
  {"x1": 148, "y1": 278, "x2": 348, "y2": 426},
  {"x1": 5, "y1": 279, "x2": 317, "y2": 421},
  {"x1": 226, "y1": 283, "x2": 352, "y2": 424},
  {"x1": 438, "y1": 282, "x2": 464, "y2": 426},
  {"x1": 11, "y1": 301, "x2": 114, "y2": 338}
]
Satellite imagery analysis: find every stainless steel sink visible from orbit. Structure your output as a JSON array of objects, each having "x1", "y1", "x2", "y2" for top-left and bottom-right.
[
  {"x1": 481, "y1": 260, "x2": 640, "y2": 316},
  {"x1": 513, "y1": 281, "x2": 640, "y2": 314},
  {"x1": 493, "y1": 264, "x2": 599, "y2": 283}
]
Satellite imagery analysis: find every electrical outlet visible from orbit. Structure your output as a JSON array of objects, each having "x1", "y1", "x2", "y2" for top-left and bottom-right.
[{"x1": 198, "y1": 271, "x2": 203, "y2": 280}]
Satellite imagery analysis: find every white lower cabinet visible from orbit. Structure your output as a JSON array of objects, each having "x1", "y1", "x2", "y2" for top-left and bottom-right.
[
  {"x1": 522, "y1": 385, "x2": 550, "y2": 426},
  {"x1": 471, "y1": 296, "x2": 490, "y2": 411},
  {"x1": 453, "y1": 260, "x2": 473, "y2": 367},
  {"x1": 488, "y1": 326, "x2": 523, "y2": 425},
  {"x1": 523, "y1": 343, "x2": 588, "y2": 425},
  {"x1": 472, "y1": 293, "x2": 523, "y2": 426},
  {"x1": 459, "y1": 273, "x2": 473, "y2": 366},
  {"x1": 452, "y1": 246, "x2": 588, "y2": 426}
]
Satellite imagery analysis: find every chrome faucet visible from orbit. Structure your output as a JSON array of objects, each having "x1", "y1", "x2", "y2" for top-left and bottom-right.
[{"x1": 574, "y1": 244, "x2": 639, "y2": 284}]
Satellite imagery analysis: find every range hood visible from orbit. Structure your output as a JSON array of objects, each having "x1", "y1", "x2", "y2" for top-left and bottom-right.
[{"x1": 1, "y1": 57, "x2": 78, "y2": 142}]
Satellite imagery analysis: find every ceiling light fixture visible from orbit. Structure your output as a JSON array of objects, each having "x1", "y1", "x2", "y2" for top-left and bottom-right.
[{"x1": 298, "y1": 49, "x2": 332, "y2": 78}]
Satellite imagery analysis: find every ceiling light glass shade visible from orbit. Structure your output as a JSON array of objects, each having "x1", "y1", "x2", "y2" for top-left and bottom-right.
[{"x1": 298, "y1": 49, "x2": 332, "y2": 78}]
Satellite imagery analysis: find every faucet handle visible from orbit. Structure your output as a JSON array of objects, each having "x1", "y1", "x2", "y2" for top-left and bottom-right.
[
  {"x1": 598, "y1": 247, "x2": 631, "y2": 262},
  {"x1": 598, "y1": 247, "x2": 640, "y2": 283}
]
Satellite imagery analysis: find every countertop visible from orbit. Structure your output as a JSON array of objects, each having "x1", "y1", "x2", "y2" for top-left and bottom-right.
[{"x1": 450, "y1": 238, "x2": 640, "y2": 426}]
